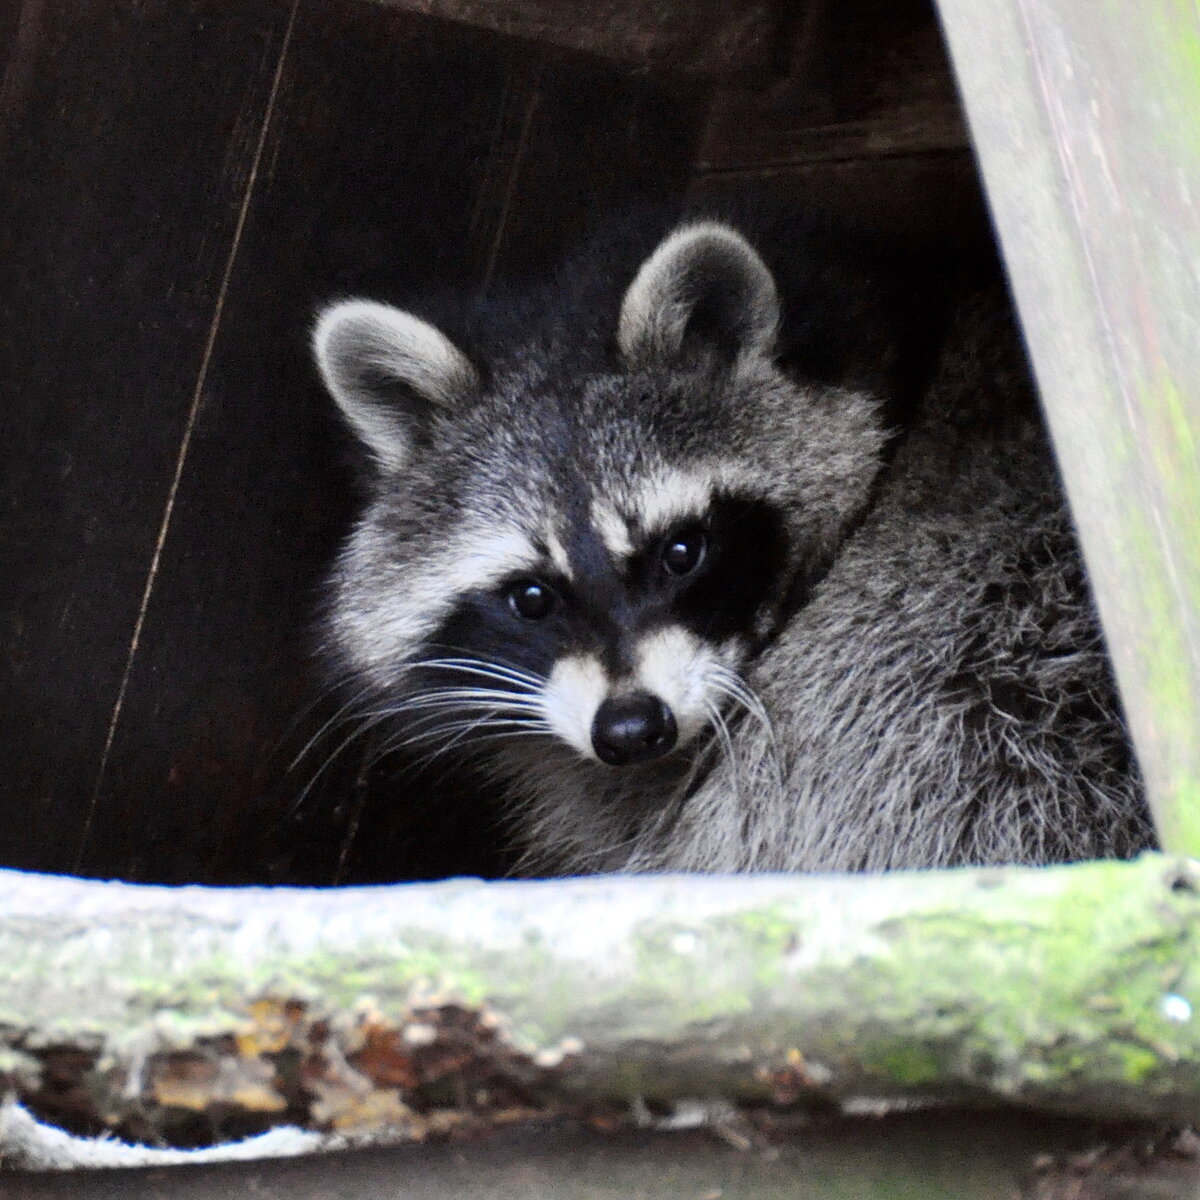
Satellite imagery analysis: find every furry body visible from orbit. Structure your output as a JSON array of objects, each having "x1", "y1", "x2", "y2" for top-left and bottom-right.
[{"x1": 313, "y1": 211, "x2": 1151, "y2": 874}]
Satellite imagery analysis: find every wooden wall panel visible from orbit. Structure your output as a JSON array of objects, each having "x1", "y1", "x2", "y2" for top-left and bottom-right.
[
  {"x1": 361, "y1": 0, "x2": 784, "y2": 79},
  {"x1": 0, "y1": 0, "x2": 296, "y2": 874},
  {"x1": 79, "y1": 4, "x2": 547, "y2": 885},
  {"x1": 479, "y1": 55, "x2": 703, "y2": 285},
  {"x1": 692, "y1": 0, "x2": 990, "y2": 248}
]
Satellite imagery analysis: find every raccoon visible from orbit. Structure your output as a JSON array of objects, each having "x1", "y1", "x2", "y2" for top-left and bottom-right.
[{"x1": 312, "y1": 212, "x2": 1152, "y2": 875}]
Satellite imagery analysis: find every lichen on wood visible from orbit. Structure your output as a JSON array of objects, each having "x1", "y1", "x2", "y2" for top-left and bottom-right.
[{"x1": 1, "y1": 853, "x2": 1200, "y2": 1160}]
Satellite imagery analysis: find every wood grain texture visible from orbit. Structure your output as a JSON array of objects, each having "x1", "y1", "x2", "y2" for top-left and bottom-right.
[
  {"x1": 0, "y1": 0, "x2": 296, "y2": 874},
  {"x1": 697, "y1": 0, "x2": 969, "y2": 172},
  {"x1": 691, "y1": 0, "x2": 989, "y2": 247},
  {"x1": 69, "y1": 0, "x2": 525, "y2": 886},
  {"x1": 479, "y1": 53, "x2": 703, "y2": 283},
  {"x1": 937, "y1": 0, "x2": 1200, "y2": 853},
  {"x1": 361, "y1": 0, "x2": 784, "y2": 79},
  {"x1": 689, "y1": 152, "x2": 990, "y2": 245}
]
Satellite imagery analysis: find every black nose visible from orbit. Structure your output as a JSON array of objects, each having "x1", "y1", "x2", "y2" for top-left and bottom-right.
[{"x1": 591, "y1": 692, "x2": 677, "y2": 766}]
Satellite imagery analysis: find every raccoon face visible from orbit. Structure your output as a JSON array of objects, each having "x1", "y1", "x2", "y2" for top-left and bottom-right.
[
  {"x1": 314, "y1": 223, "x2": 885, "y2": 781},
  {"x1": 417, "y1": 470, "x2": 791, "y2": 767}
]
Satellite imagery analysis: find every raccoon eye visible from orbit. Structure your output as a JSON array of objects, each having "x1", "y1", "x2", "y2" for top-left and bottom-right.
[
  {"x1": 662, "y1": 527, "x2": 706, "y2": 577},
  {"x1": 506, "y1": 580, "x2": 556, "y2": 620}
]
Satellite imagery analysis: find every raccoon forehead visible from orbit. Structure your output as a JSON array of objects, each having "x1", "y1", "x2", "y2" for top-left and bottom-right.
[
  {"x1": 630, "y1": 470, "x2": 716, "y2": 533},
  {"x1": 352, "y1": 521, "x2": 542, "y2": 599},
  {"x1": 587, "y1": 466, "x2": 742, "y2": 555},
  {"x1": 447, "y1": 524, "x2": 543, "y2": 586}
]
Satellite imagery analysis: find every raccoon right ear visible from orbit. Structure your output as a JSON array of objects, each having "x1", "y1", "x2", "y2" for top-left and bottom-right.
[
  {"x1": 312, "y1": 300, "x2": 479, "y2": 472},
  {"x1": 617, "y1": 222, "x2": 780, "y2": 370}
]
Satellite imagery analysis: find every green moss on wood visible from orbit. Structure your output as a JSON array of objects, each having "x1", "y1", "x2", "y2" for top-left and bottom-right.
[{"x1": 5, "y1": 857, "x2": 1200, "y2": 1128}]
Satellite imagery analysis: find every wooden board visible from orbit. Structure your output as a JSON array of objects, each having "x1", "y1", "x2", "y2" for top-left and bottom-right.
[
  {"x1": 362, "y1": 0, "x2": 785, "y2": 79},
  {"x1": 691, "y1": 0, "x2": 990, "y2": 247},
  {"x1": 73, "y1": 1, "x2": 533, "y2": 887},
  {"x1": 937, "y1": 0, "x2": 1200, "y2": 854},
  {"x1": 697, "y1": 0, "x2": 969, "y2": 170},
  {"x1": 0, "y1": 0, "x2": 298, "y2": 875}
]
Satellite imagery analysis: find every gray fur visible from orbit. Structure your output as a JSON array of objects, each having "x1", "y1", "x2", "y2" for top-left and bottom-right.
[
  {"x1": 314, "y1": 219, "x2": 1151, "y2": 875},
  {"x1": 586, "y1": 298, "x2": 1150, "y2": 872}
]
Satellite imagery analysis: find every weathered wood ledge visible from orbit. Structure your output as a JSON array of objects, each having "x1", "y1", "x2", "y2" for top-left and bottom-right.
[{"x1": 1, "y1": 854, "x2": 1199, "y2": 1166}]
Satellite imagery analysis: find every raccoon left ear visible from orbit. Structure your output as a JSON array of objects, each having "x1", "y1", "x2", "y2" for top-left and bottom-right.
[
  {"x1": 313, "y1": 300, "x2": 479, "y2": 472},
  {"x1": 617, "y1": 222, "x2": 780, "y2": 369}
]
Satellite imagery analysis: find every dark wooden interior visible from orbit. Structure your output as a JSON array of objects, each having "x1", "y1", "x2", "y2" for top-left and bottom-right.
[{"x1": 0, "y1": 0, "x2": 992, "y2": 886}]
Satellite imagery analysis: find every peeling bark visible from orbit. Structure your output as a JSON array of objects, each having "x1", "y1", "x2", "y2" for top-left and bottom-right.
[{"x1": 1, "y1": 853, "x2": 1199, "y2": 1159}]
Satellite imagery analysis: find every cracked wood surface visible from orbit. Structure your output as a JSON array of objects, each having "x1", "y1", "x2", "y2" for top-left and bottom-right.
[{"x1": 1, "y1": 854, "x2": 1200, "y2": 1155}]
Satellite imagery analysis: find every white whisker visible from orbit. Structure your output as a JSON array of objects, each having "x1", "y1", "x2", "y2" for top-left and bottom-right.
[
  {"x1": 400, "y1": 714, "x2": 549, "y2": 771},
  {"x1": 289, "y1": 653, "x2": 553, "y2": 819},
  {"x1": 394, "y1": 690, "x2": 545, "y2": 712},
  {"x1": 288, "y1": 706, "x2": 397, "y2": 816},
  {"x1": 415, "y1": 657, "x2": 545, "y2": 692},
  {"x1": 706, "y1": 664, "x2": 785, "y2": 799},
  {"x1": 705, "y1": 698, "x2": 741, "y2": 807},
  {"x1": 288, "y1": 683, "x2": 377, "y2": 773}
]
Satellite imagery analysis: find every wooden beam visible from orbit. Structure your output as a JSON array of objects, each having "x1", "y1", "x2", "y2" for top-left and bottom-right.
[
  {"x1": 3, "y1": 854, "x2": 1200, "y2": 1161},
  {"x1": 359, "y1": 0, "x2": 784, "y2": 77},
  {"x1": 936, "y1": 0, "x2": 1200, "y2": 853}
]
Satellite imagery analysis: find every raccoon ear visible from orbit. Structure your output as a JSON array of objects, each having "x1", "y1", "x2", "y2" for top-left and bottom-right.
[
  {"x1": 617, "y1": 222, "x2": 780, "y2": 369},
  {"x1": 312, "y1": 300, "x2": 479, "y2": 471}
]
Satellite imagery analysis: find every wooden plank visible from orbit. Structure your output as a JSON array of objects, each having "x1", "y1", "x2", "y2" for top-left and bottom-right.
[
  {"x1": 0, "y1": 0, "x2": 296, "y2": 875},
  {"x1": 480, "y1": 53, "x2": 703, "y2": 283},
  {"x1": 361, "y1": 0, "x2": 784, "y2": 79},
  {"x1": 697, "y1": 0, "x2": 969, "y2": 172},
  {"x1": 691, "y1": 0, "x2": 984, "y2": 247},
  {"x1": 69, "y1": 1, "x2": 526, "y2": 885},
  {"x1": 689, "y1": 153, "x2": 990, "y2": 246},
  {"x1": 73, "y1": 1, "x2": 703, "y2": 885},
  {"x1": 936, "y1": 0, "x2": 1200, "y2": 853}
]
